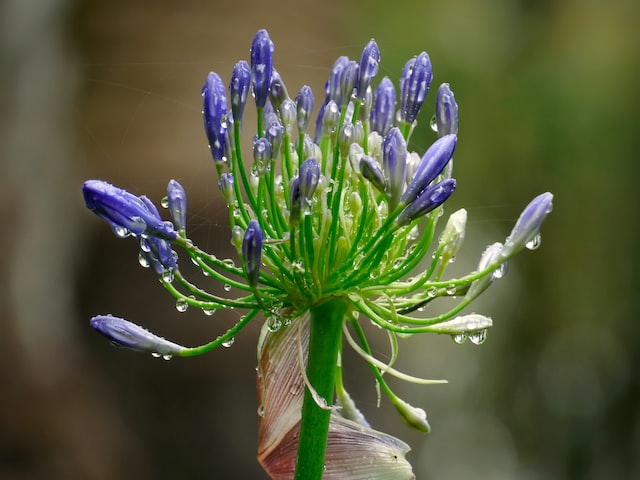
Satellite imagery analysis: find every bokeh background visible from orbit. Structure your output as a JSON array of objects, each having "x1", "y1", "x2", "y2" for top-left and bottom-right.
[{"x1": 2, "y1": 0, "x2": 639, "y2": 478}]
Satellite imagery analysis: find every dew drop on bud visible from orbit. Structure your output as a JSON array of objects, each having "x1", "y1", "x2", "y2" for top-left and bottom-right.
[
  {"x1": 429, "y1": 114, "x2": 438, "y2": 133},
  {"x1": 162, "y1": 354, "x2": 173, "y2": 361},
  {"x1": 138, "y1": 253, "x2": 150, "y2": 268},
  {"x1": 492, "y1": 262, "x2": 507, "y2": 280},
  {"x1": 161, "y1": 269, "x2": 174, "y2": 283},
  {"x1": 151, "y1": 352, "x2": 162, "y2": 358},
  {"x1": 525, "y1": 233, "x2": 542, "y2": 250},
  {"x1": 452, "y1": 333, "x2": 467, "y2": 344},
  {"x1": 113, "y1": 226, "x2": 131, "y2": 238},
  {"x1": 468, "y1": 329, "x2": 488, "y2": 345}
]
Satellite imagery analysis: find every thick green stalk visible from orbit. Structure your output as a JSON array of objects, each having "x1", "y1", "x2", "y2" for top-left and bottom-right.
[{"x1": 294, "y1": 297, "x2": 348, "y2": 480}]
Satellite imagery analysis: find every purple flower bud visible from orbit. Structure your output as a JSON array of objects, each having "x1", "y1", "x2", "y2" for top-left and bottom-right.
[
  {"x1": 299, "y1": 157, "x2": 320, "y2": 207},
  {"x1": 338, "y1": 122, "x2": 356, "y2": 153},
  {"x1": 340, "y1": 60, "x2": 359, "y2": 106},
  {"x1": 202, "y1": 72, "x2": 228, "y2": 162},
  {"x1": 500, "y1": 192, "x2": 553, "y2": 258},
  {"x1": 229, "y1": 60, "x2": 251, "y2": 123},
  {"x1": 359, "y1": 85, "x2": 372, "y2": 123},
  {"x1": 401, "y1": 134, "x2": 457, "y2": 206},
  {"x1": 83, "y1": 180, "x2": 176, "y2": 239},
  {"x1": 218, "y1": 173, "x2": 236, "y2": 206},
  {"x1": 295, "y1": 85, "x2": 315, "y2": 134},
  {"x1": 289, "y1": 177, "x2": 301, "y2": 226},
  {"x1": 251, "y1": 29, "x2": 274, "y2": 109},
  {"x1": 167, "y1": 179, "x2": 187, "y2": 231},
  {"x1": 242, "y1": 219, "x2": 263, "y2": 288},
  {"x1": 465, "y1": 242, "x2": 504, "y2": 300},
  {"x1": 279, "y1": 99, "x2": 297, "y2": 137},
  {"x1": 253, "y1": 137, "x2": 272, "y2": 176},
  {"x1": 383, "y1": 127, "x2": 408, "y2": 210},
  {"x1": 435, "y1": 83, "x2": 458, "y2": 136},
  {"x1": 396, "y1": 178, "x2": 456, "y2": 227},
  {"x1": 90, "y1": 315, "x2": 185, "y2": 355},
  {"x1": 399, "y1": 52, "x2": 433, "y2": 124},
  {"x1": 356, "y1": 39, "x2": 380, "y2": 100},
  {"x1": 265, "y1": 119, "x2": 284, "y2": 157},
  {"x1": 313, "y1": 103, "x2": 326, "y2": 143},
  {"x1": 327, "y1": 56, "x2": 350, "y2": 107},
  {"x1": 139, "y1": 235, "x2": 177, "y2": 275},
  {"x1": 360, "y1": 155, "x2": 387, "y2": 193},
  {"x1": 322, "y1": 100, "x2": 340, "y2": 135},
  {"x1": 371, "y1": 77, "x2": 396, "y2": 136},
  {"x1": 268, "y1": 68, "x2": 289, "y2": 111}
]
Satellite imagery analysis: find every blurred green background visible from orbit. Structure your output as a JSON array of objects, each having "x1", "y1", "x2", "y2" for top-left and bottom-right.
[{"x1": 1, "y1": 0, "x2": 638, "y2": 478}]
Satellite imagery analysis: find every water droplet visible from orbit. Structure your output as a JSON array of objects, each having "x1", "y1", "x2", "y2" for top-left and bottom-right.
[
  {"x1": 267, "y1": 316, "x2": 282, "y2": 332},
  {"x1": 222, "y1": 337, "x2": 235, "y2": 348},
  {"x1": 257, "y1": 405, "x2": 265, "y2": 417},
  {"x1": 446, "y1": 284, "x2": 457, "y2": 295},
  {"x1": 233, "y1": 208, "x2": 241, "y2": 218},
  {"x1": 113, "y1": 225, "x2": 131, "y2": 238},
  {"x1": 138, "y1": 253, "x2": 150, "y2": 268},
  {"x1": 222, "y1": 258, "x2": 235, "y2": 267},
  {"x1": 427, "y1": 287, "x2": 438, "y2": 298},
  {"x1": 492, "y1": 262, "x2": 508, "y2": 279},
  {"x1": 139, "y1": 237, "x2": 152, "y2": 253},
  {"x1": 161, "y1": 269, "x2": 174, "y2": 283},
  {"x1": 452, "y1": 333, "x2": 467, "y2": 344},
  {"x1": 429, "y1": 114, "x2": 438, "y2": 133},
  {"x1": 468, "y1": 329, "x2": 488, "y2": 345},
  {"x1": 525, "y1": 233, "x2": 541, "y2": 250},
  {"x1": 175, "y1": 298, "x2": 189, "y2": 312},
  {"x1": 160, "y1": 196, "x2": 169, "y2": 208},
  {"x1": 203, "y1": 307, "x2": 216, "y2": 316},
  {"x1": 151, "y1": 352, "x2": 162, "y2": 358},
  {"x1": 223, "y1": 284, "x2": 232, "y2": 292},
  {"x1": 162, "y1": 354, "x2": 173, "y2": 361}
]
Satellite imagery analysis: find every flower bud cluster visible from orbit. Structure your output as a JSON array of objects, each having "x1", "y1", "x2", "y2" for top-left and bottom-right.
[{"x1": 83, "y1": 30, "x2": 553, "y2": 445}]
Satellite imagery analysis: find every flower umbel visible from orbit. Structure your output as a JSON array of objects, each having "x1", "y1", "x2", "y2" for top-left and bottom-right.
[{"x1": 84, "y1": 30, "x2": 553, "y2": 479}]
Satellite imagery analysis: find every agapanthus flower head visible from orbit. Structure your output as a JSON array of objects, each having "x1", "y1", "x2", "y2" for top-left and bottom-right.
[{"x1": 84, "y1": 29, "x2": 553, "y2": 480}]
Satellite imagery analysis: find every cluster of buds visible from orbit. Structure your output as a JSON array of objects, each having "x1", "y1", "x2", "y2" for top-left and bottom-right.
[{"x1": 83, "y1": 29, "x2": 552, "y2": 478}]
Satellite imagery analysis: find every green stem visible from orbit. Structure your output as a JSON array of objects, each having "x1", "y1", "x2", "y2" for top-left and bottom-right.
[{"x1": 294, "y1": 297, "x2": 348, "y2": 480}]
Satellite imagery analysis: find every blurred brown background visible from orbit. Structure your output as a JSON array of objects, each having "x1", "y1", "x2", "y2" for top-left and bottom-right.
[{"x1": 1, "y1": 0, "x2": 638, "y2": 478}]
